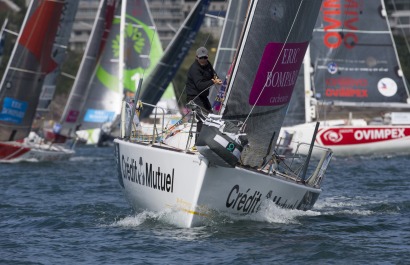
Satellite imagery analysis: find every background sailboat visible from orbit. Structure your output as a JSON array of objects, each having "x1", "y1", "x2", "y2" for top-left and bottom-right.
[
  {"x1": 64, "y1": 0, "x2": 166, "y2": 145},
  {"x1": 0, "y1": 0, "x2": 75, "y2": 162},
  {"x1": 280, "y1": 0, "x2": 410, "y2": 157},
  {"x1": 36, "y1": 0, "x2": 80, "y2": 144},
  {"x1": 59, "y1": 0, "x2": 118, "y2": 144}
]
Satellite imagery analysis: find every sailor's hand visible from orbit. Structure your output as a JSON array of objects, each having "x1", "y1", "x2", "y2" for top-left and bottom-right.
[{"x1": 212, "y1": 78, "x2": 222, "y2": 85}]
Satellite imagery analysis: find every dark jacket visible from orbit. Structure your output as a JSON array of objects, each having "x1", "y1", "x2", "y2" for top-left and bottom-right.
[{"x1": 185, "y1": 60, "x2": 216, "y2": 99}]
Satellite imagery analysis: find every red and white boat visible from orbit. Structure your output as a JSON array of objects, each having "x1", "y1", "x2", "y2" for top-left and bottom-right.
[
  {"x1": 0, "y1": 0, "x2": 77, "y2": 163},
  {"x1": 0, "y1": 132, "x2": 74, "y2": 163},
  {"x1": 280, "y1": 0, "x2": 410, "y2": 157}
]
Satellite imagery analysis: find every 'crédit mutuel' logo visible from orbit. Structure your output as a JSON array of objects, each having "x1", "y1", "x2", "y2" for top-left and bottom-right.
[{"x1": 121, "y1": 155, "x2": 174, "y2": 193}]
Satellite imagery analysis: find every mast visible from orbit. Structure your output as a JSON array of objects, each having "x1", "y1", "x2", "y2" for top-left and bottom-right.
[
  {"x1": 118, "y1": 0, "x2": 126, "y2": 98},
  {"x1": 304, "y1": 45, "x2": 312, "y2": 123}
]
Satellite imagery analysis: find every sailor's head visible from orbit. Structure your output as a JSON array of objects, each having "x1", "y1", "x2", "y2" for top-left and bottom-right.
[{"x1": 196, "y1": 46, "x2": 208, "y2": 65}]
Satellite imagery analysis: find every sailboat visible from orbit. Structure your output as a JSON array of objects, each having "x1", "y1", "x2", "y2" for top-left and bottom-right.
[
  {"x1": 36, "y1": 0, "x2": 80, "y2": 144},
  {"x1": 280, "y1": 0, "x2": 410, "y2": 157},
  {"x1": 59, "y1": 0, "x2": 119, "y2": 146},
  {"x1": 0, "y1": 0, "x2": 75, "y2": 163},
  {"x1": 64, "y1": 0, "x2": 175, "y2": 146},
  {"x1": 114, "y1": 0, "x2": 333, "y2": 228}
]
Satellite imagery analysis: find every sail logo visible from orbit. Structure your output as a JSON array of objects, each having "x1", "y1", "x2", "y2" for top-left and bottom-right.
[
  {"x1": 120, "y1": 155, "x2": 175, "y2": 193},
  {"x1": 96, "y1": 14, "x2": 161, "y2": 93},
  {"x1": 354, "y1": 129, "x2": 405, "y2": 141},
  {"x1": 319, "y1": 128, "x2": 410, "y2": 145},
  {"x1": 226, "y1": 185, "x2": 262, "y2": 214},
  {"x1": 325, "y1": 77, "x2": 368, "y2": 98},
  {"x1": 322, "y1": 130, "x2": 343, "y2": 143},
  {"x1": 250, "y1": 42, "x2": 308, "y2": 106},
  {"x1": 327, "y1": 62, "x2": 338, "y2": 74},
  {"x1": 112, "y1": 23, "x2": 145, "y2": 58},
  {"x1": 65, "y1": 110, "x2": 79, "y2": 123},
  {"x1": 322, "y1": 0, "x2": 360, "y2": 49},
  {"x1": 84, "y1": 109, "x2": 115, "y2": 123},
  {"x1": 377, "y1": 78, "x2": 397, "y2": 97},
  {"x1": 0, "y1": 97, "x2": 27, "y2": 124}
]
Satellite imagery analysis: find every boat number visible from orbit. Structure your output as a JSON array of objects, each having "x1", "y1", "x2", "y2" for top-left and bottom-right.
[{"x1": 226, "y1": 142, "x2": 235, "y2": 152}]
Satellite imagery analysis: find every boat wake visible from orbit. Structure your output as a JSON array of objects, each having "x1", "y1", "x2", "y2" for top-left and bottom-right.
[
  {"x1": 110, "y1": 201, "x2": 323, "y2": 228},
  {"x1": 313, "y1": 196, "x2": 393, "y2": 216},
  {"x1": 254, "y1": 200, "x2": 321, "y2": 224},
  {"x1": 110, "y1": 209, "x2": 178, "y2": 228}
]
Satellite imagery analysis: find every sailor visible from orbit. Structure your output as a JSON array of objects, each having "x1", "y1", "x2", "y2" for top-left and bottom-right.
[{"x1": 185, "y1": 46, "x2": 222, "y2": 141}]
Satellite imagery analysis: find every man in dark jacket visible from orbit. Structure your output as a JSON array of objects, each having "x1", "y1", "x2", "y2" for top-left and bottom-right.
[{"x1": 186, "y1": 47, "x2": 222, "y2": 141}]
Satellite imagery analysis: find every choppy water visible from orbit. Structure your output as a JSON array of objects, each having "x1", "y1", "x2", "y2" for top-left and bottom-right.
[{"x1": 1, "y1": 146, "x2": 409, "y2": 264}]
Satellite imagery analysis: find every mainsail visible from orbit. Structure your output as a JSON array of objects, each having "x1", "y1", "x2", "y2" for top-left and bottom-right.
[
  {"x1": 0, "y1": 0, "x2": 65, "y2": 141},
  {"x1": 36, "y1": 0, "x2": 80, "y2": 113},
  {"x1": 138, "y1": 0, "x2": 211, "y2": 119},
  {"x1": 60, "y1": 0, "x2": 117, "y2": 136},
  {"x1": 221, "y1": 0, "x2": 322, "y2": 167},
  {"x1": 209, "y1": 0, "x2": 249, "y2": 109},
  {"x1": 309, "y1": 0, "x2": 410, "y2": 121}
]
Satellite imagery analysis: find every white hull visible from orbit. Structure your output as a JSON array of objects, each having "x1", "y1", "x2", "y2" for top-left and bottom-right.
[
  {"x1": 114, "y1": 138, "x2": 324, "y2": 228},
  {"x1": 280, "y1": 122, "x2": 410, "y2": 157},
  {"x1": 0, "y1": 138, "x2": 74, "y2": 163}
]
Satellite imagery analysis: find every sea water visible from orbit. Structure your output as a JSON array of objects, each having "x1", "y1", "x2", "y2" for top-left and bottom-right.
[{"x1": 1, "y1": 146, "x2": 409, "y2": 264}]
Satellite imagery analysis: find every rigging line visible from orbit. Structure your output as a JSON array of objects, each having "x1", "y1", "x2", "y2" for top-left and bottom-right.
[
  {"x1": 391, "y1": 0, "x2": 410, "y2": 55},
  {"x1": 241, "y1": 0, "x2": 305, "y2": 130}
]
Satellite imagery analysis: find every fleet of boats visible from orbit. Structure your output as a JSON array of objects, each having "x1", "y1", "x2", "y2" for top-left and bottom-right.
[
  {"x1": 0, "y1": 0, "x2": 409, "y2": 227},
  {"x1": 0, "y1": 0, "x2": 76, "y2": 162}
]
